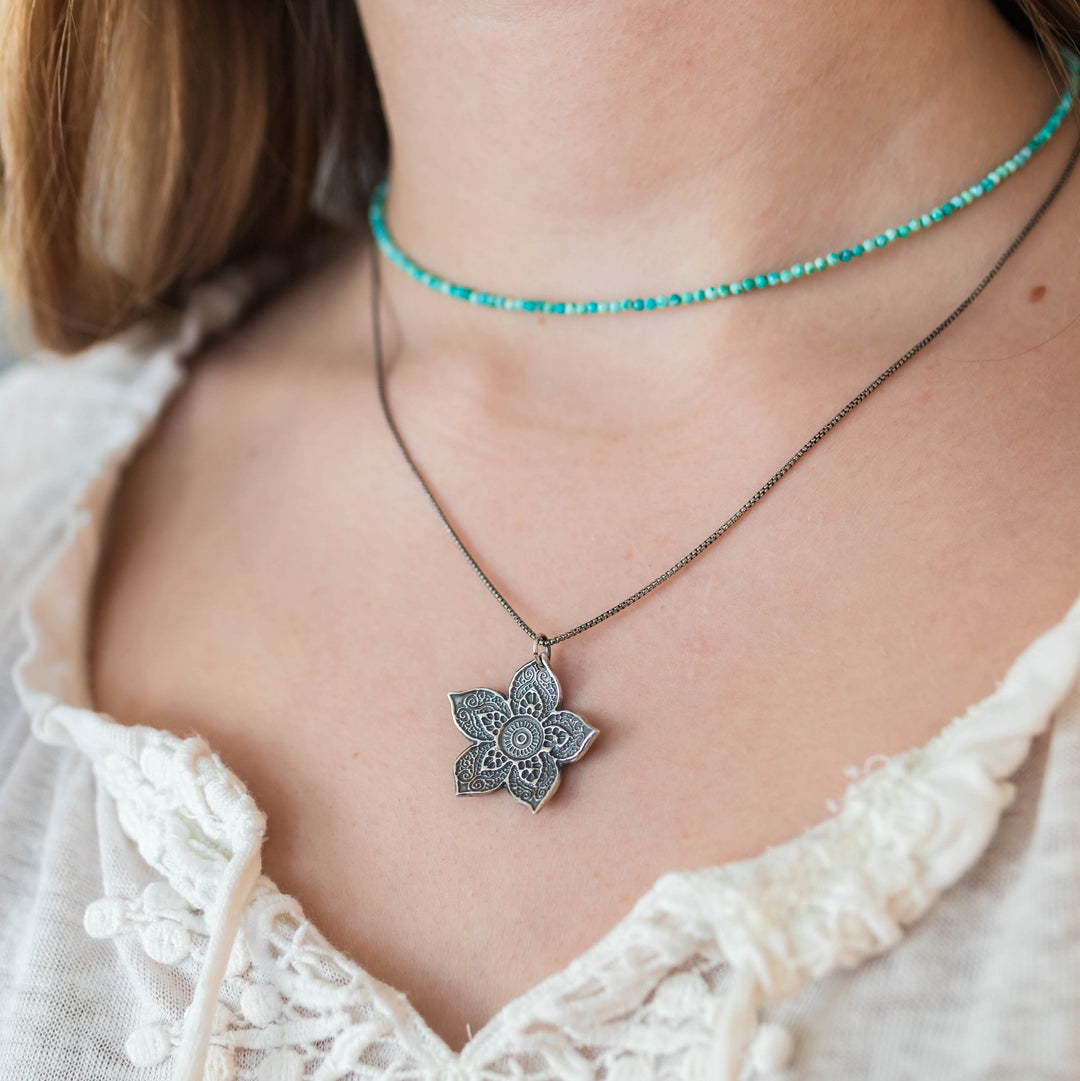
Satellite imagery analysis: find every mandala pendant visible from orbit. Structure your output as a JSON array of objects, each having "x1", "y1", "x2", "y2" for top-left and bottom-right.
[{"x1": 450, "y1": 650, "x2": 598, "y2": 813}]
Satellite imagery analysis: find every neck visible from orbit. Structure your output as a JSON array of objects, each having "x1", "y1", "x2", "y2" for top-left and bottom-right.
[{"x1": 356, "y1": 0, "x2": 1066, "y2": 415}]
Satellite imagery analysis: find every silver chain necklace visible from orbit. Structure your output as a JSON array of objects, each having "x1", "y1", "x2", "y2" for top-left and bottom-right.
[{"x1": 370, "y1": 133, "x2": 1079, "y2": 813}]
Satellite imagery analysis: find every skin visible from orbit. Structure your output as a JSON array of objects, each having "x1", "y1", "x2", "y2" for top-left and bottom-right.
[{"x1": 90, "y1": 0, "x2": 1080, "y2": 1053}]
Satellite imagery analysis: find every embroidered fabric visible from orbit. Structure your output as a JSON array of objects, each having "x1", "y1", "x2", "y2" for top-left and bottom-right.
[{"x1": 3, "y1": 257, "x2": 1080, "y2": 1081}]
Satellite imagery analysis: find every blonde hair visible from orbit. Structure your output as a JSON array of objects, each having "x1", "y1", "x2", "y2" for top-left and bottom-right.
[{"x1": 0, "y1": 0, "x2": 1072, "y2": 354}]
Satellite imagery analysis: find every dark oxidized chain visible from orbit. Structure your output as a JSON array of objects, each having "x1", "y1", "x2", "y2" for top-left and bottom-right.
[{"x1": 370, "y1": 131, "x2": 1080, "y2": 656}]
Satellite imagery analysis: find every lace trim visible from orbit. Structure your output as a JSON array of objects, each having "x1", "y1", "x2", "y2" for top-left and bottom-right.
[
  {"x1": 65, "y1": 589, "x2": 1080, "y2": 1079},
  {"x1": 83, "y1": 870, "x2": 779, "y2": 1081}
]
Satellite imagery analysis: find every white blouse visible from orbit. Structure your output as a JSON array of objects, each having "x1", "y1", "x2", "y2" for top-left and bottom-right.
[{"x1": 1, "y1": 261, "x2": 1079, "y2": 1081}]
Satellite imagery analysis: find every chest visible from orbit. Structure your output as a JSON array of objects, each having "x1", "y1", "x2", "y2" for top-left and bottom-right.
[{"x1": 87, "y1": 352, "x2": 1080, "y2": 1051}]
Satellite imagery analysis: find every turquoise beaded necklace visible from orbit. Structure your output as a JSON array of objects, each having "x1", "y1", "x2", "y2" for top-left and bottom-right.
[{"x1": 369, "y1": 52, "x2": 1078, "y2": 315}]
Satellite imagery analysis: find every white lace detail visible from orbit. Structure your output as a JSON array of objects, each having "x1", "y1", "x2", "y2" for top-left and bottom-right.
[
  {"x1": 97, "y1": 730, "x2": 266, "y2": 914},
  {"x1": 68, "y1": 593, "x2": 1080, "y2": 1081}
]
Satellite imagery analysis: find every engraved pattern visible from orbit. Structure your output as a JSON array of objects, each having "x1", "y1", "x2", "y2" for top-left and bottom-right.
[
  {"x1": 510, "y1": 661, "x2": 560, "y2": 717},
  {"x1": 451, "y1": 659, "x2": 599, "y2": 813},
  {"x1": 544, "y1": 710, "x2": 596, "y2": 762},
  {"x1": 481, "y1": 744, "x2": 511, "y2": 772},
  {"x1": 454, "y1": 742, "x2": 513, "y2": 793},
  {"x1": 498, "y1": 716, "x2": 546, "y2": 760},
  {"x1": 507, "y1": 751, "x2": 560, "y2": 812},
  {"x1": 450, "y1": 689, "x2": 512, "y2": 742}
]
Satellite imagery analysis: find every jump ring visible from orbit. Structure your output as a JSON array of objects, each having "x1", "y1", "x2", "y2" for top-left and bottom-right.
[{"x1": 533, "y1": 634, "x2": 551, "y2": 665}]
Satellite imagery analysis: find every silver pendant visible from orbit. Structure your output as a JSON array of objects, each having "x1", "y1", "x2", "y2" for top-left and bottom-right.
[{"x1": 450, "y1": 644, "x2": 598, "y2": 813}]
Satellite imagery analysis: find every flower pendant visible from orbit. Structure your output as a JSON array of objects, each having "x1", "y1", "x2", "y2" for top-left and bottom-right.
[{"x1": 450, "y1": 655, "x2": 598, "y2": 813}]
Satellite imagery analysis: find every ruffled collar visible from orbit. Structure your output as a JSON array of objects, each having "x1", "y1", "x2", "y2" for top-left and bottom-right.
[{"x1": 11, "y1": 261, "x2": 1080, "y2": 1081}]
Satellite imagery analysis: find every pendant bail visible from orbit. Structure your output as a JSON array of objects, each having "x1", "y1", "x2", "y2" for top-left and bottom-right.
[{"x1": 533, "y1": 634, "x2": 551, "y2": 666}]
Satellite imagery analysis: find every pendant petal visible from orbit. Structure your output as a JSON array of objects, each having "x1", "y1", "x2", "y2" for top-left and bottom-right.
[
  {"x1": 543, "y1": 710, "x2": 598, "y2": 763},
  {"x1": 449, "y1": 689, "x2": 512, "y2": 742},
  {"x1": 506, "y1": 751, "x2": 560, "y2": 813},
  {"x1": 454, "y1": 741, "x2": 513, "y2": 795},
  {"x1": 509, "y1": 660, "x2": 560, "y2": 719}
]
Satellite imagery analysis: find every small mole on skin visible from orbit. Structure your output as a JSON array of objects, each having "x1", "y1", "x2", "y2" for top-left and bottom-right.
[{"x1": 1030, "y1": 284, "x2": 1047, "y2": 302}]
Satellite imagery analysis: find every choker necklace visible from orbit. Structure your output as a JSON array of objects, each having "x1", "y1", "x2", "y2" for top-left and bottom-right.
[
  {"x1": 369, "y1": 128, "x2": 1080, "y2": 814},
  {"x1": 369, "y1": 54, "x2": 1077, "y2": 317}
]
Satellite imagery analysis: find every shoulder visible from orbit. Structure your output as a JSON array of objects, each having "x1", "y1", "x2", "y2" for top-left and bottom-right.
[
  {"x1": 93, "y1": 232, "x2": 380, "y2": 552},
  {"x1": 0, "y1": 261, "x2": 293, "y2": 626}
]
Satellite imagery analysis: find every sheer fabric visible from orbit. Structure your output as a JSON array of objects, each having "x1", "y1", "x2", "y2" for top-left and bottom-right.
[{"x1": 1, "y1": 260, "x2": 1079, "y2": 1081}]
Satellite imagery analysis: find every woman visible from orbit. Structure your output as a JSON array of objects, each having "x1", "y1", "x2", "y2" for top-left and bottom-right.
[{"x1": 2, "y1": 1, "x2": 1079, "y2": 1078}]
